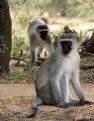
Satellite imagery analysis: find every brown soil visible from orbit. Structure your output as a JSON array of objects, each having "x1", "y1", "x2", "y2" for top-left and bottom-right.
[{"x1": 0, "y1": 83, "x2": 94, "y2": 121}]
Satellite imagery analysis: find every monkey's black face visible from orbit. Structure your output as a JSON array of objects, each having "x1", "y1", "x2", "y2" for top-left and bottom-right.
[
  {"x1": 38, "y1": 25, "x2": 48, "y2": 40},
  {"x1": 61, "y1": 41, "x2": 72, "y2": 55},
  {"x1": 40, "y1": 31, "x2": 48, "y2": 40}
]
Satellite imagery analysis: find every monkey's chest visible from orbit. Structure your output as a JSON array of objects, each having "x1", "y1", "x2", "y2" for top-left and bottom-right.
[{"x1": 63, "y1": 57, "x2": 79, "y2": 73}]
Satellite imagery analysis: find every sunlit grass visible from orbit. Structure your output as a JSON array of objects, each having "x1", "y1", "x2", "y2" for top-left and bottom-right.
[{"x1": 0, "y1": 65, "x2": 39, "y2": 84}]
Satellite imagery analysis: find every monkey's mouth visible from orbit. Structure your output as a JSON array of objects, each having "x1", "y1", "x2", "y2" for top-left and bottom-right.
[
  {"x1": 62, "y1": 48, "x2": 72, "y2": 55},
  {"x1": 61, "y1": 41, "x2": 72, "y2": 55}
]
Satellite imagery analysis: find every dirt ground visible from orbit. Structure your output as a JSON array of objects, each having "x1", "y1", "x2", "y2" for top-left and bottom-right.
[{"x1": 0, "y1": 83, "x2": 94, "y2": 121}]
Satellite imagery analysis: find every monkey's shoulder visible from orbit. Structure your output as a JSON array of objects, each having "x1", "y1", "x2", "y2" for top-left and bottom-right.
[{"x1": 39, "y1": 48, "x2": 63, "y2": 66}]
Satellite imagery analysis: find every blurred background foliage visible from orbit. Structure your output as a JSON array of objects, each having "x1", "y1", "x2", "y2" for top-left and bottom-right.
[{"x1": 8, "y1": 0, "x2": 94, "y2": 57}]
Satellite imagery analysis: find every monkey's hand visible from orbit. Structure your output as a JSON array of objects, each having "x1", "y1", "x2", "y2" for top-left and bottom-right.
[
  {"x1": 79, "y1": 99, "x2": 94, "y2": 106},
  {"x1": 79, "y1": 99, "x2": 85, "y2": 106}
]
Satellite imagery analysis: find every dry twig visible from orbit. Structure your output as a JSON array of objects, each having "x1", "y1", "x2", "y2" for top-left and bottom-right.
[
  {"x1": 74, "y1": 114, "x2": 94, "y2": 121},
  {"x1": 80, "y1": 65, "x2": 94, "y2": 69}
]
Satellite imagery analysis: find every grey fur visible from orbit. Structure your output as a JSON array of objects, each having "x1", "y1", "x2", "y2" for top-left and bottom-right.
[{"x1": 28, "y1": 19, "x2": 53, "y2": 65}]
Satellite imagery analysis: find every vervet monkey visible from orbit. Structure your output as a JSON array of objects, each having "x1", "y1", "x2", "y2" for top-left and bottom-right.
[
  {"x1": 28, "y1": 19, "x2": 53, "y2": 65},
  {"x1": 80, "y1": 31, "x2": 91, "y2": 47},
  {"x1": 53, "y1": 36, "x2": 60, "y2": 50},
  {"x1": 78, "y1": 31, "x2": 91, "y2": 55},
  {"x1": 28, "y1": 33, "x2": 93, "y2": 117}
]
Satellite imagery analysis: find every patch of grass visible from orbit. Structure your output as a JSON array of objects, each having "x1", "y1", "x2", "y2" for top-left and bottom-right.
[
  {"x1": 17, "y1": 13, "x2": 31, "y2": 29},
  {"x1": 12, "y1": 34, "x2": 26, "y2": 57},
  {"x1": 0, "y1": 66, "x2": 39, "y2": 84},
  {"x1": 66, "y1": 0, "x2": 94, "y2": 18},
  {"x1": 70, "y1": 0, "x2": 81, "y2": 7},
  {"x1": 77, "y1": 7, "x2": 94, "y2": 18}
]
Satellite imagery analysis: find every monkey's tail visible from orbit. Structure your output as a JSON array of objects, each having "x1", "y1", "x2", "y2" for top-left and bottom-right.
[
  {"x1": 85, "y1": 100, "x2": 94, "y2": 105},
  {"x1": 27, "y1": 97, "x2": 43, "y2": 118}
]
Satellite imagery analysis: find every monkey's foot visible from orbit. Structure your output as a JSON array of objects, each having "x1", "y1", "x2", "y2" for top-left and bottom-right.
[
  {"x1": 58, "y1": 102, "x2": 69, "y2": 108},
  {"x1": 79, "y1": 100, "x2": 85, "y2": 106}
]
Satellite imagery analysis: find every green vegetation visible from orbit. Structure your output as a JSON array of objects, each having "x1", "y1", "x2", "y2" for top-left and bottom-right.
[
  {"x1": 0, "y1": 66, "x2": 39, "y2": 83},
  {"x1": 12, "y1": 34, "x2": 26, "y2": 56},
  {"x1": 67, "y1": 0, "x2": 94, "y2": 18},
  {"x1": 9, "y1": 0, "x2": 94, "y2": 58},
  {"x1": 9, "y1": 0, "x2": 94, "y2": 18}
]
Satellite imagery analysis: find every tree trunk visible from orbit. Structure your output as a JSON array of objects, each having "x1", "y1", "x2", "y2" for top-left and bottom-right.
[
  {"x1": 86, "y1": 32, "x2": 94, "y2": 53},
  {"x1": 0, "y1": 0, "x2": 11, "y2": 73}
]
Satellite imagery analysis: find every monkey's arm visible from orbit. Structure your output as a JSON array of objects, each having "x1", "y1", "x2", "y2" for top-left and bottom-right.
[
  {"x1": 70, "y1": 69, "x2": 85, "y2": 104},
  {"x1": 70, "y1": 69, "x2": 94, "y2": 106}
]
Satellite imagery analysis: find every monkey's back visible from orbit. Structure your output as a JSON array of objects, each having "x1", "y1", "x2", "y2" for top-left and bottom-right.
[
  {"x1": 35, "y1": 50, "x2": 60, "y2": 105},
  {"x1": 28, "y1": 19, "x2": 45, "y2": 37}
]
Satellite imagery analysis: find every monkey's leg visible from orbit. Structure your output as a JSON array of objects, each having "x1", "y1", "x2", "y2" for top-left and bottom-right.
[
  {"x1": 64, "y1": 93, "x2": 83, "y2": 107},
  {"x1": 35, "y1": 47, "x2": 42, "y2": 64},
  {"x1": 49, "y1": 66, "x2": 65, "y2": 107},
  {"x1": 30, "y1": 49, "x2": 35, "y2": 65},
  {"x1": 31, "y1": 47, "x2": 40, "y2": 65},
  {"x1": 28, "y1": 97, "x2": 43, "y2": 117},
  {"x1": 60, "y1": 75, "x2": 78, "y2": 108}
]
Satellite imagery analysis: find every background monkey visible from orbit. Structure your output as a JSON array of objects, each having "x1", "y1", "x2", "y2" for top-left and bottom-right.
[
  {"x1": 28, "y1": 19, "x2": 53, "y2": 65},
  {"x1": 28, "y1": 33, "x2": 93, "y2": 117}
]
